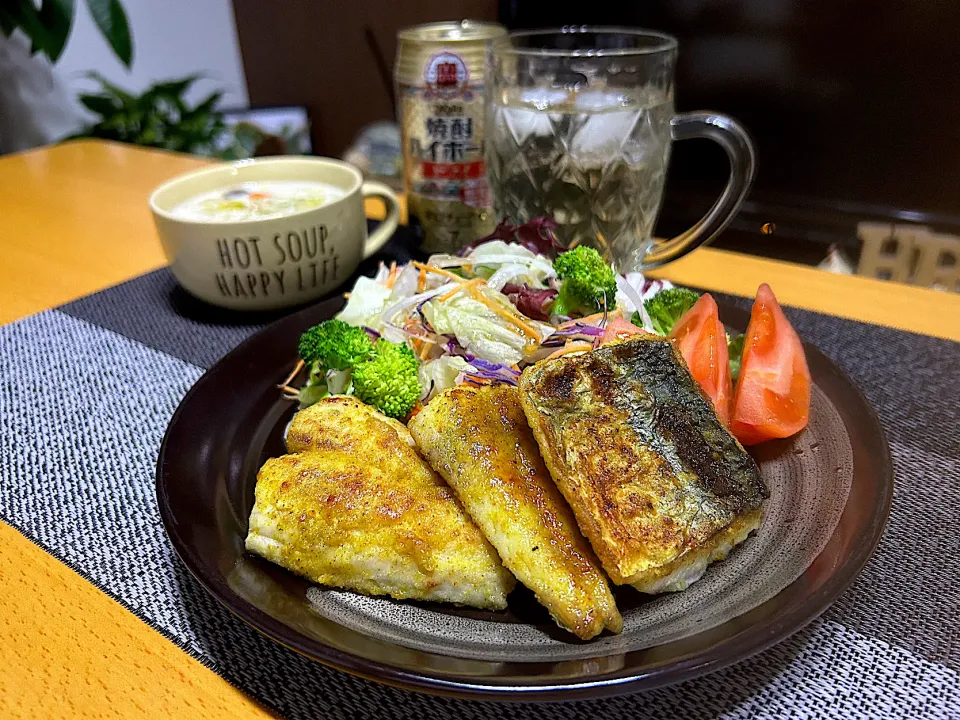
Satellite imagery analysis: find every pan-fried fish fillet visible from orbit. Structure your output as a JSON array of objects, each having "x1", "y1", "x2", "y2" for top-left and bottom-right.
[
  {"x1": 409, "y1": 385, "x2": 622, "y2": 639},
  {"x1": 246, "y1": 397, "x2": 514, "y2": 609},
  {"x1": 286, "y1": 395, "x2": 414, "y2": 454},
  {"x1": 519, "y1": 337, "x2": 768, "y2": 594}
]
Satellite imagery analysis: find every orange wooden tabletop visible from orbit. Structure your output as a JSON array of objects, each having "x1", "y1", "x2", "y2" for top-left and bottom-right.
[{"x1": 1, "y1": 140, "x2": 958, "y2": 719}]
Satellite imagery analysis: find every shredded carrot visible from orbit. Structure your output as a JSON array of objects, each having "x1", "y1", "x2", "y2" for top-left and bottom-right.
[
  {"x1": 417, "y1": 266, "x2": 426, "y2": 293},
  {"x1": 437, "y1": 277, "x2": 484, "y2": 303},
  {"x1": 409, "y1": 261, "x2": 541, "y2": 341},
  {"x1": 411, "y1": 261, "x2": 466, "y2": 283},
  {"x1": 545, "y1": 341, "x2": 593, "y2": 360},
  {"x1": 402, "y1": 320, "x2": 437, "y2": 354},
  {"x1": 407, "y1": 402, "x2": 424, "y2": 420},
  {"x1": 463, "y1": 375, "x2": 491, "y2": 386},
  {"x1": 419, "y1": 340, "x2": 433, "y2": 361},
  {"x1": 465, "y1": 284, "x2": 540, "y2": 340},
  {"x1": 436, "y1": 285, "x2": 464, "y2": 303},
  {"x1": 386, "y1": 261, "x2": 399, "y2": 288},
  {"x1": 279, "y1": 359, "x2": 305, "y2": 388},
  {"x1": 557, "y1": 309, "x2": 623, "y2": 329},
  {"x1": 401, "y1": 316, "x2": 436, "y2": 347},
  {"x1": 343, "y1": 292, "x2": 351, "y2": 299}
]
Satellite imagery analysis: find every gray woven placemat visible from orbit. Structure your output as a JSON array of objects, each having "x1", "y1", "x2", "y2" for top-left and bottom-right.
[{"x1": 2, "y1": 261, "x2": 959, "y2": 719}]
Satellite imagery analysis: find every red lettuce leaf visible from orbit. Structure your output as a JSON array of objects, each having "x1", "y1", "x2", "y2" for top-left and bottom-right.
[
  {"x1": 514, "y1": 217, "x2": 565, "y2": 257},
  {"x1": 502, "y1": 283, "x2": 558, "y2": 321},
  {"x1": 459, "y1": 217, "x2": 566, "y2": 258}
]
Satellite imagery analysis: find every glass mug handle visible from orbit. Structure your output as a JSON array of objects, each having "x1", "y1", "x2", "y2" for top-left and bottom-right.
[{"x1": 641, "y1": 113, "x2": 757, "y2": 269}]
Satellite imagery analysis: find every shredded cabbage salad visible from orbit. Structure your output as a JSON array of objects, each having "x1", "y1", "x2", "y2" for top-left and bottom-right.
[{"x1": 332, "y1": 221, "x2": 673, "y2": 404}]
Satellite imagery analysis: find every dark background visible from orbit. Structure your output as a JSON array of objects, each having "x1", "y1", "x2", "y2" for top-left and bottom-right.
[
  {"x1": 234, "y1": 0, "x2": 960, "y2": 264},
  {"x1": 502, "y1": 1, "x2": 960, "y2": 263}
]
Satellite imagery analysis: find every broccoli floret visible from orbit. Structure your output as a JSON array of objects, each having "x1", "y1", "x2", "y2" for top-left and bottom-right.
[
  {"x1": 297, "y1": 364, "x2": 356, "y2": 410},
  {"x1": 351, "y1": 340, "x2": 421, "y2": 419},
  {"x1": 297, "y1": 376, "x2": 330, "y2": 408},
  {"x1": 297, "y1": 319, "x2": 374, "y2": 370},
  {"x1": 643, "y1": 287, "x2": 700, "y2": 335},
  {"x1": 294, "y1": 324, "x2": 420, "y2": 416},
  {"x1": 551, "y1": 246, "x2": 618, "y2": 317}
]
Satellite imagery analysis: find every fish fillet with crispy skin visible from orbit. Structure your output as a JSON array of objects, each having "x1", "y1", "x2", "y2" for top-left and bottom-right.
[
  {"x1": 519, "y1": 337, "x2": 768, "y2": 594},
  {"x1": 246, "y1": 397, "x2": 515, "y2": 609},
  {"x1": 409, "y1": 385, "x2": 622, "y2": 639}
]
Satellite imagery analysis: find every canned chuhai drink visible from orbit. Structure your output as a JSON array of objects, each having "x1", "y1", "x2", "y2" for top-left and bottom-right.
[{"x1": 395, "y1": 20, "x2": 506, "y2": 254}]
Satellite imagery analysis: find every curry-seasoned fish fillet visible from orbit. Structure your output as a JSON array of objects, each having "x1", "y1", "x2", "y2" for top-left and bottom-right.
[
  {"x1": 518, "y1": 337, "x2": 768, "y2": 594},
  {"x1": 285, "y1": 395, "x2": 414, "y2": 454},
  {"x1": 246, "y1": 397, "x2": 514, "y2": 609},
  {"x1": 409, "y1": 385, "x2": 622, "y2": 639}
]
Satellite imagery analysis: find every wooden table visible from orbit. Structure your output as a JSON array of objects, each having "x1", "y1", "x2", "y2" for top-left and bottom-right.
[{"x1": 2, "y1": 140, "x2": 958, "y2": 719}]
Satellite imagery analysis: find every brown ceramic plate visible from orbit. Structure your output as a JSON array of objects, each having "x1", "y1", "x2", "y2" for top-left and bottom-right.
[{"x1": 156, "y1": 296, "x2": 892, "y2": 701}]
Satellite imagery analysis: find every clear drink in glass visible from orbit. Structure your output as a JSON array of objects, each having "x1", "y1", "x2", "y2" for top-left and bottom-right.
[
  {"x1": 486, "y1": 28, "x2": 757, "y2": 271},
  {"x1": 488, "y1": 86, "x2": 673, "y2": 270}
]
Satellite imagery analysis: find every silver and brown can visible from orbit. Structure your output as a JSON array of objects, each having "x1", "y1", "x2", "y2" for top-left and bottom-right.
[{"x1": 395, "y1": 20, "x2": 506, "y2": 254}]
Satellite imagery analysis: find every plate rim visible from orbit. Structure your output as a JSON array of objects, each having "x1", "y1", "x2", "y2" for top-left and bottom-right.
[{"x1": 156, "y1": 297, "x2": 893, "y2": 701}]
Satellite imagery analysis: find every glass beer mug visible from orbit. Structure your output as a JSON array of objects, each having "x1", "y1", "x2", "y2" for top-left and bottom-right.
[{"x1": 486, "y1": 27, "x2": 756, "y2": 271}]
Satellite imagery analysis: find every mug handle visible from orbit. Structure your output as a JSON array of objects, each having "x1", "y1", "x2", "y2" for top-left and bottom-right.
[
  {"x1": 360, "y1": 181, "x2": 401, "y2": 259},
  {"x1": 641, "y1": 112, "x2": 757, "y2": 269}
]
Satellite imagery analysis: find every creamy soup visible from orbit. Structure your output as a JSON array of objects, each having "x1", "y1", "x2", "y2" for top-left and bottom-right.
[{"x1": 172, "y1": 180, "x2": 346, "y2": 222}]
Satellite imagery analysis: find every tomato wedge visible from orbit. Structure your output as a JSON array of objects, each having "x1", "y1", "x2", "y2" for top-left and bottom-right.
[
  {"x1": 730, "y1": 284, "x2": 811, "y2": 445},
  {"x1": 668, "y1": 294, "x2": 732, "y2": 425},
  {"x1": 600, "y1": 315, "x2": 646, "y2": 345}
]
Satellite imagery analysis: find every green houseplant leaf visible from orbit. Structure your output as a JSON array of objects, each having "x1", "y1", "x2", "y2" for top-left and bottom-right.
[
  {"x1": 150, "y1": 75, "x2": 202, "y2": 100},
  {"x1": 85, "y1": 0, "x2": 132, "y2": 67},
  {"x1": 0, "y1": 8, "x2": 15, "y2": 36},
  {"x1": 69, "y1": 74, "x2": 229, "y2": 157},
  {"x1": 78, "y1": 93, "x2": 119, "y2": 117},
  {"x1": 36, "y1": 0, "x2": 75, "y2": 60},
  {"x1": 1, "y1": 2, "x2": 50, "y2": 51},
  {"x1": 83, "y1": 71, "x2": 135, "y2": 104},
  {"x1": 190, "y1": 90, "x2": 223, "y2": 114},
  {"x1": 2, "y1": 0, "x2": 73, "y2": 61},
  {"x1": 1, "y1": 0, "x2": 132, "y2": 67}
]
